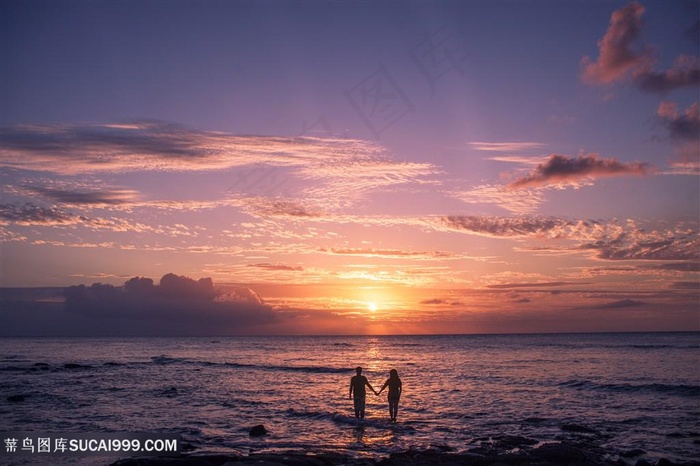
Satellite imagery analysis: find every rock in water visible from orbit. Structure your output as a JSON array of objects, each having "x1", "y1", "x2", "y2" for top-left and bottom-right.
[
  {"x1": 249, "y1": 424, "x2": 267, "y2": 436},
  {"x1": 621, "y1": 449, "x2": 647, "y2": 458},
  {"x1": 656, "y1": 459, "x2": 678, "y2": 466}
]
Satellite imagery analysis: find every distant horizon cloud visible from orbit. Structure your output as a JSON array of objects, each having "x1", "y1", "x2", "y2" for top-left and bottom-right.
[
  {"x1": 598, "y1": 299, "x2": 646, "y2": 309},
  {"x1": 507, "y1": 153, "x2": 651, "y2": 189}
]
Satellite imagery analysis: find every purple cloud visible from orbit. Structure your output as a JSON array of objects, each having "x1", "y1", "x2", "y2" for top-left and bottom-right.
[
  {"x1": 24, "y1": 186, "x2": 140, "y2": 205},
  {"x1": 635, "y1": 55, "x2": 700, "y2": 93},
  {"x1": 507, "y1": 153, "x2": 651, "y2": 189},
  {"x1": 0, "y1": 203, "x2": 80, "y2": 225},
  {"x1": 658, "y1": 102, "x2": 700, "y2": 142}
]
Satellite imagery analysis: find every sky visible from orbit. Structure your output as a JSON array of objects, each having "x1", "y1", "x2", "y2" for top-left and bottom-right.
[{"x1": 0, "y1": 0, "x2": 698, "y2": 335}]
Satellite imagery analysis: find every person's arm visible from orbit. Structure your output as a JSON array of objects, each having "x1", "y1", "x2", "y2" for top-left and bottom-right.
[
  {"x1": 377, "y1": 379, "x2": 388, "y2": 395},
  {"x1": 349, "y1": 379, "x2": 354, "y2": 399},
  {"x1": 366, "y1": 379, "x2": 378, "y2": 395},
  {"x1": 398, "y1": 380, "x2": 402, "y2": 397}
]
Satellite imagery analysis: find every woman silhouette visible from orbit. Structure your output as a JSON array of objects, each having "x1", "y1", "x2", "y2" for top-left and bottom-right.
[{"x1": 377, "y1": 369, "x2": 402, "y2": 422}]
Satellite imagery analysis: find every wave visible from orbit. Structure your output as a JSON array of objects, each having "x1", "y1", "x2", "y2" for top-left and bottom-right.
[
  {"x1": 202, "y1": 361, "x2": 352, "y2": 374},
  {"x1": 285, "y1": 408, "x2": 407, "y2": 430},
  {"x1": 144, "y1": 354, "x2": 351, "y2": 374},
  {"x1": 150, "y1": 355, "x2": 189, "y2": 365},
  {"x1": 598, "y1": 344, "x2": 700, "y2": 350},
  {"x1": 0, "y1": 365, "x2": 28, "y2": 372},
  {"x1": 1, "y1": 356, "x2": 352, "y2": 376},
  {"x1": 0, "y1": 362, "x2": 92, "y2": 373},
  {"x1": 559, "y1": 379, "x2": 700, "y2": 397}
]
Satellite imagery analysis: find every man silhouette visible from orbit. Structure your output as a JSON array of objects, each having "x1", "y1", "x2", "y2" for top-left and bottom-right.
[{"x1": 349, "y1": 366, "x2": 377, "y2": 419}]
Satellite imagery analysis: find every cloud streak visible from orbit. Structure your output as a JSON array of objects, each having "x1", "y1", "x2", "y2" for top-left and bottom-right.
[
  {"x1": 451, "y1": 184, "x2": 546, "y2": 214},
  {"x1": 249, "y1": 263, "x2": 305, "y2": 272},
  {"x1": 441, "y1": 216, "x2": 577, "y2": 238},
  {"x1": 0, "y1": 122, "x2": 438, "y2": 210},
  {"x1": 0, "y1": 204, "x2": 82, "y2": 225},
  {"x1": 0, "y1": 122, "x2": 366, "y2": 174},
  {"x1": 319, "y1": 247, "x2": 453, "y2": 260},
  {"x1": 24, "y1": 186, "x2": 141, "y2": 206},
  {"x1": 441, "y1": 215, "x2": 699, "y2": 262},
  {"x1": 469, "y1": 142, "x2": 546, "y2": 152}
]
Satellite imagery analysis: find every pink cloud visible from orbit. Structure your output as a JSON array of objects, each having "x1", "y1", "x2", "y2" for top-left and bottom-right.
[
  {"x1": 581, "y1": 3, "x2": 699, "y2": 93},
  {"x1": 581, "y1": 2, "x2": 651, "y2": 85},
  {"x1": 451, "y1": 184, "x2": 546, "y2": 214}
]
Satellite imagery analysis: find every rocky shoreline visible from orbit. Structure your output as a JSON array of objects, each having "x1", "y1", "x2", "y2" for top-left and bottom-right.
[{"x1": 110, "y1": 436, "x2": 700, "y2": 466}]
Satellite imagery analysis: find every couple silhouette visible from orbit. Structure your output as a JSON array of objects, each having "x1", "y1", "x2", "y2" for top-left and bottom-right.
[{"x1": 349, "y1": 366, "x2": 402, "y2": 422}]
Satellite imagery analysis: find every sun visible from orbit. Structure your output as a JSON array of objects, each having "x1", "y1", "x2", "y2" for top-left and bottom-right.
[{"x1": 367, "y1": 302, "x2": 378, "y2": 312}]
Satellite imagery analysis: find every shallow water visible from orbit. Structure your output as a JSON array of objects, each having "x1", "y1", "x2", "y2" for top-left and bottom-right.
[{"x1": 1, "y1": 333, "x2": 699, "y2": 464}]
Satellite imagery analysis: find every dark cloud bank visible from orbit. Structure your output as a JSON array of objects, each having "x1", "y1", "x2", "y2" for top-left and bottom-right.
[{"x1": 0, "y1": 274, "x2": 278, "y2": 336}]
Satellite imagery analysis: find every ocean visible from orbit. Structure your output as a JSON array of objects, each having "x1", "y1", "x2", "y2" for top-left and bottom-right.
[{"x1": 1, "y1": 333, "x2": 699, "y2": 465}]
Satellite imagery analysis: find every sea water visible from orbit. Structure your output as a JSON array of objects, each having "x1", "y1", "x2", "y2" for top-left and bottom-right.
[{"x1": 1, "y1": 333, "x2": 699, "y2": 464}]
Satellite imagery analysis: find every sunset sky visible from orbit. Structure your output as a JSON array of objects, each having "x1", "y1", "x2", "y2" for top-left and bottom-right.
[{"x1": 1, "y1": 0, "x2": 698, "y2": 335}]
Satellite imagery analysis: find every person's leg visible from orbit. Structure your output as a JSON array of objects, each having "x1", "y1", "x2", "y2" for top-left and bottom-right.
[
  {"x1": 357, "y1": 396, "x2": 366, "y2": 419},
  {"x1": 389, "y1": 399, "x2": 398, "y2": 421}
]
